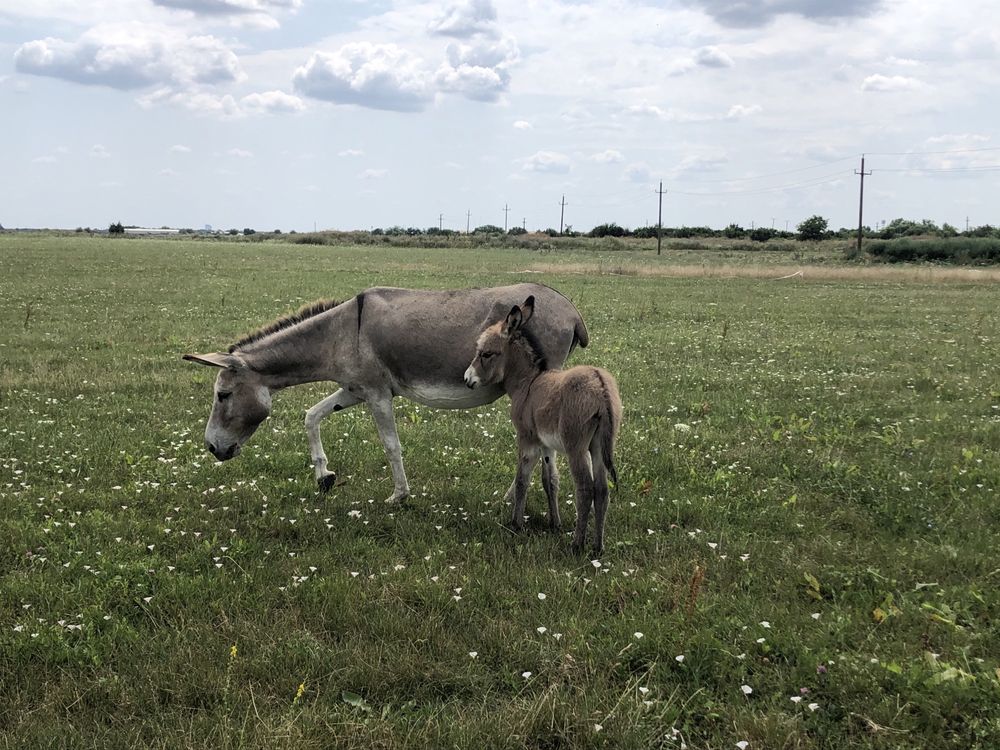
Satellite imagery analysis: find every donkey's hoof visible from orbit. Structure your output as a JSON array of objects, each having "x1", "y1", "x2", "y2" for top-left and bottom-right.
[
  {"x1": 317, "y1": 473, "x2": 338, "y2": 493},
  {"x1": 385, "y1": 491, "x2": 410, "y2": 505}
]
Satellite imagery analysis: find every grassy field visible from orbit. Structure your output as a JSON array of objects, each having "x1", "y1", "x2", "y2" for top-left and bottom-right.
[{"x1": 1, "y1": 234, "x2": 999, "y2": 749}]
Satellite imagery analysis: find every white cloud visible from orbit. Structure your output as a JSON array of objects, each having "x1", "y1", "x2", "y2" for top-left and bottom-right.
[
  {"x1": 32, "y1": 155, "x2": 57, "y2": 164},
  {"x1": 428, "y1": 0, "x2": 498, "y2": 38},
  {"x1": 139, "y1": 88, "x2": 242, "y2": 117},
  {"x1": 358, "y1": 168, "x2": 388, "y2": 179},
  {"x1": 624, "y1": 162, "x2": 652, "y2": 182},
  {"x1": 435, "y1": 34, "x2": 519, "y2": 102},
  {"x1": 512, "y1": 120, "x2": 532, "y2": 130},
  {"x1": 521, "y1": 150, "x2": 571, "y2": 173},
  {"x1": 693, "y1": 46, "x2": 734, "y2": 68},
  {"x1": 152, "y1": 0, "x2": 302, "y2": 29},
  {"x1": 670, "y1": 153, "x2": 729, "y2": 176},
  {"x1": 170, "y1": 144, "x2": 192, "y2": 153},
  {"x1": 159, "y1": 167, "x2": 178, "y2": 177},
  {"x1": 14, "y1": 23, "x2": 243, "y2": 91},
  {"x1": 727, "y1": 103, "x2": 762, "y2": 119},
  {"x1": 687, "y1": 0, "x2": 884, "y2": 28},
  {"x1": 861, "y1": 74, "x2": 923, "y2": 92},
  {"x1": 240, "y1": 90, "x2": 304, "y2": 113},
  {"x1": 293, "y1": 43, "x2": 433, "y2": 112},
  {"x1": 90, "y1": 144, "x2": 111, "y2": 158},
  {"x1": 338, "y1": 149, "x2": 365, "y2": 157},
  {"x1": 227, "y1": 148, "x2": 253, "y2": 157},
  {"x1": 592, "y1": 149, "x2": 624, "y2": 163}
]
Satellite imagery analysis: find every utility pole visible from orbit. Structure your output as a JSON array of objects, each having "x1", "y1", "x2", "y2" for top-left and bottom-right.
[
  {"x1": 438, "y1": 213, "x2": 444, "y2": 231},
  {"x1": 503, "y1": 204, "x2": 510, "y2": 232},
  {"x1": 466, "y1": 210, "x2": 471, "y2": 234},
  {"x1": 522, "y1": 218, "x2": 526, "y2": 231},
  {"x1": 855, "y1": 154, "x2": 872, "y2": 253},
  {"x1": 559, "y1": 195, "x2": 567, "y2": 235},
  {"x1": 655, "y1": 181, "x2": 666, "y2": 256},
  {"x1": 966, "y1": 216, "x2": 970, "y2": 232}
]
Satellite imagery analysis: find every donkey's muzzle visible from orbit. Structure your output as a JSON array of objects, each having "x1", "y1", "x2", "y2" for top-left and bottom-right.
[{"x1": 207, "y1": 440, "x2": 240, "y2": 461}]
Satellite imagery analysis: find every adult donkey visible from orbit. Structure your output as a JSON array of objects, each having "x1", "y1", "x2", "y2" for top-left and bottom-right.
[{"x1": 183, "y1": 284, "x2": 589, "y2": 503}]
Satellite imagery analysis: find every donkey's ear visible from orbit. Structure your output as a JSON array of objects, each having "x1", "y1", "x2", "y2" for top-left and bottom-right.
[
  {"x1": 182, "y1": 352, "x2": 241, "y2": 370},
  {"x1": 520, "y1": 295, "x2": 535, "y2": 325},
  {"x1": 502, "y1": 305, "x2": 523, "y2": 337}
]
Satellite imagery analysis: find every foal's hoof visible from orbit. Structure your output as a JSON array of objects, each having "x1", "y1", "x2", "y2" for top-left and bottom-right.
[
  {"x1": 317, "y1": 473, "x2": 337, "y2": 493},
  {"x1": 385, "y1": 491, "x2": 410, "y2": 505}
]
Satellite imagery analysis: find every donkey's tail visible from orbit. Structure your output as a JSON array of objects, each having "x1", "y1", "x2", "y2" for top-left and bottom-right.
[
  {"x1": 601, "y1": 422, "x2": 618, "y2": 487},
  {"x1": 573, "y1": 316, "x2": 590, "y2": 351}
]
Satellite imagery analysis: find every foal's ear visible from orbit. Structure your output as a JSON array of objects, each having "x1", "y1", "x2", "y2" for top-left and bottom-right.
[
  {"x1": 182, "y1": 352, "x2": 241, "y2": 370},
  {"x1": 520, "y1": 295, "x2": 535, "y2": 325},
  {"x1": 502, "y1": 305, "x2": 523, "y2": 337}
]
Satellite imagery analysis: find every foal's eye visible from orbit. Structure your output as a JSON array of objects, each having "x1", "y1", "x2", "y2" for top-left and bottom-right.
[
  {"x1": 480, "y1": 351, "x2": 494, "y2": 360},
  {"x1": 217, "y1": 391, "x2": 232, "y2": 402}
]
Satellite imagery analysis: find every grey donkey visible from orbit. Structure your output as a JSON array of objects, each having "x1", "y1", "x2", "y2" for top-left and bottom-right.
[
  {"x1": 183, "y1": 284, "x2": 588, "y2": 503},
  {"x1": 464, "y1": 295, "x2": 622, "y2": 555}
]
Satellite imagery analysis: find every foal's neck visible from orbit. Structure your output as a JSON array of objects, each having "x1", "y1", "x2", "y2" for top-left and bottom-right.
[{"x1": 502, "y1": 336, "x2": 548, "y2": 404}]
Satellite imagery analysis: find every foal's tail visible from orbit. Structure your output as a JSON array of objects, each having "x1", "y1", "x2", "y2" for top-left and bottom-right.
[
  {"x1": 600, "y1": 418, "x2": 619, "y2": 487},
  {"x1": 592, "y1": 368, "x2": 620, "y2": 487}
]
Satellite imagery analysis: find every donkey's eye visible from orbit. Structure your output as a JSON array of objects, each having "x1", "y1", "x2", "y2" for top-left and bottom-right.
[
  {"x1": 480, "y1": 351, "x2": 495, "y2": 360},
  {"x1": 217, "y1": 391, "x2": 232, "y2": 402}
]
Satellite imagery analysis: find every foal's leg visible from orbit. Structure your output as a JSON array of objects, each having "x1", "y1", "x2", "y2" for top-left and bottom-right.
[
  {"x1": 568, "y1": 452, "x2": 595, "y2": 554},
  {"x1": 590, "y1": 444, "x2": 610, "y2": 556},
  {"x1": 305, "y1": 388, "x2": 363, "y2": 492},
  {"x1": 367, "y1": 395, "x2": 411, "y2": 504},
  {"x1": 540, "y1": 449, "x2": 561, "y2": 531},
  {"x1": 512, "y1": 445, "x2": 540, "y2": 531}
]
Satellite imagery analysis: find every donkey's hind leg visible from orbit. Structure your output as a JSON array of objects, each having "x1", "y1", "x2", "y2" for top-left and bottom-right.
[
  {"x1": 568, "y1": 452, "x2": 595, "y2": 554},
  {"x1": 305, "y1": 388, "x2": 363, "y2": 492},
  {"x1": 541, "y1": 449, "x2": 561, "y2": 531},
  {"x1": 589, "y1": 443, "x2": 610, "y2": 556}
]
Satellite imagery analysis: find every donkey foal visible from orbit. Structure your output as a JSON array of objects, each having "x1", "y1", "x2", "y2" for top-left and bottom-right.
[{"x1": 464, "y1": 296, "x2": 622, "y2": 555}]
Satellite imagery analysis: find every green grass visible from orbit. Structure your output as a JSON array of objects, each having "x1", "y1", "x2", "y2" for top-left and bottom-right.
[{"x1": 1, "y1": 234, "x2": 999, "y2": 748}]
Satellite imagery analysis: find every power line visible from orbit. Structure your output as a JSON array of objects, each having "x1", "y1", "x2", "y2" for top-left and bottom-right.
[
  {"x1": 865, "y1": 145, "x2": 1000, "y2": 156},
  {"x1": 872, "y1": 165, "x2": 1000, "y2": 173},
  {"x1": 669, "y1": 171, "x2": 851, "y2": 197}
]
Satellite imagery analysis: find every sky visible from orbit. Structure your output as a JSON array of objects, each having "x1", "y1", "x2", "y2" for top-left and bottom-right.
[{"x1": 1, "y1": 0, "x2": 998, "y2": 232}]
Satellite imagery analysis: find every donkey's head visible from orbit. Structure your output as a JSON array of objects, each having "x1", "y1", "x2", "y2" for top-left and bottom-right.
[
  {"x1": 464, "y1": 296, "x2": 535, "y2": 389},
  {"x1": 182, "y1": 352, "x2": 272, "y2": 461}
]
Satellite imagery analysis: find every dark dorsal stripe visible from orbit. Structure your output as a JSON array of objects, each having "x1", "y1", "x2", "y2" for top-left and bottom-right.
[
  {"x1": 356, "y1": 292, "x2": 365, "y2": 333},
  {"x1": 229, "y1": 299, "x2": 340, "y2": 352},
  {"x1": 517, "y1": 326, "x2": 548, "y2": 372}
]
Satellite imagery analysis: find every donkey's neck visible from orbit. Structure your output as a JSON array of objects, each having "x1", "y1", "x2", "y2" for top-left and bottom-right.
[
  {"x1": 237, "y1": 307, "x2": 351, "y2": 390},
  {"x1": 502, "y1": 338, "x2": 549, "y2": 405}
]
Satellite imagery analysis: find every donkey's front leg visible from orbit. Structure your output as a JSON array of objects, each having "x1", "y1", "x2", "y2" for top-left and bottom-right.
[
  {"x1": 367, "y1": 395, "x2": 410, "y2": 504},
  {"x1": 511, "y1": 445, "x2": 539, "y2": 531},
  {"x1": 305, "y1": 388, "x2": 362, "y2": 492}
]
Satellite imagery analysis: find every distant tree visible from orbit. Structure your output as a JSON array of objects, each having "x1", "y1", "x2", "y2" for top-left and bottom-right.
[
  {"x1": 940, "y1": 223, "x2": 958, "y2": 238},
  {"x1": 228, "y1": 228, "x2": 239, "y2": 235},
  {"x1": 109, "y1": 221, "x2": 125, "y2": 235},
  {"x1": 797, "y1": 215, "x2": 828, "y2": 241},
  {"x1": 507, "y1": 226, "x2": 527, "y2": 236},
  {"x1": 473, "y1": 224, "x2": 504, "y2": 234},
  {"x1": 273, "y1": 228, "x2": 282, "y2": 235},
  {"x1": 632, "y1": 226, "x2": 658, "y2": 239},
  {"x1": 589, "y1": 222, "x2": 627, "y2": 238},
  {"x1": 723, "y1": 223, "x2": 745, "y2": 239},
  {"x1": 243, "y1": 228, "x2": 256, "y2": 235},
  {"x1": 749, "y1": 226, "x2": 776, "y2": 242}
]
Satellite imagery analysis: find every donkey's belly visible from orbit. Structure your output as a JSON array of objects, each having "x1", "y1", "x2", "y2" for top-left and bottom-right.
[{"x1": 396, "y1": 381, "x2": 503, "y2": 409}]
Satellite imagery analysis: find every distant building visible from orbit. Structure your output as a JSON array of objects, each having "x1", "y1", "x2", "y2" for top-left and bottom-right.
[{"x1": 204, "y1": 224, "x2": 213, "y2": 232}]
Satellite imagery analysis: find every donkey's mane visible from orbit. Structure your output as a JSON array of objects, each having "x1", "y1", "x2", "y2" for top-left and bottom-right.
[
  {"x1": 513, "y1": 326, "x2": 549, "y2": 372},
  {"x1": 229, "y1": 299, "x2": 341, "y2": 352}
]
